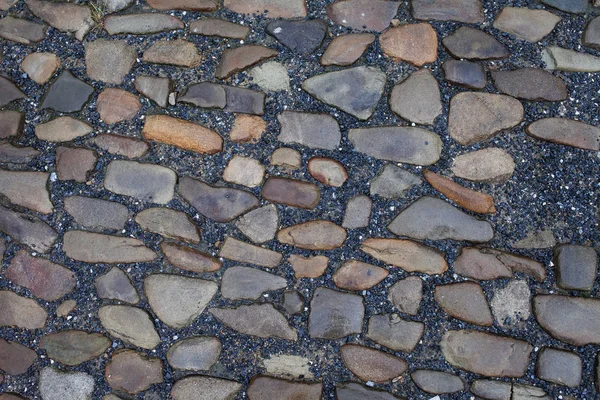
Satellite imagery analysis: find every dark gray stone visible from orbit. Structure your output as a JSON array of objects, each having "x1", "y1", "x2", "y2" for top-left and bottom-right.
[
  {"x1": 554, "y1": 244, "x2": 597, "y2": 291},
  {"x1": 536, "y1": 348, "x2": 582, "y2": 387},
  {"x1": 411, "y1": 370, "x2": 465, "y2": 394},
  {"x1": 0, "y1": 204, "x2": 57, "y2": 253},
  {"x1": 411, "y1": 0, "x2": 483, "y2": 24},
  {"x1": 491, "y1": 68, "x2": 568, "y2": 101},
  {"x1": 443, "y1": 27, "x2": 509, "y2": 60},
  {"x1": 266, "y1": 19, "x2": 327, "y2": 55},
  {"x1": 41, "y1": 71, "x2": 93, "y2": 113},
  {"x1": 0, "y1": 76, "x2": 25, "y2": 107},
  {"x1": 308, "y1": 287, "x2": 364, "y2": 339},
  {"x1": 210, "y1": 304, "x2": 297, "y2": 341},
  {"x1": 0, "y1": 16, "x2": 46, "y2": 44},
  {"x1": 95, "y1": 267, "x2": 139, "y2": 304},
  {"x1": 282, "y1": 290, "x2": 304, "y2": 315},
  {"x1": 179, "y1": 82, "x2": 227, "y2": 109},
  {"x1": 442, "y1": 60, "x2": 486, "y2": 89},
  {"x1": 366, "y1": 314, "x2": 424, "y2": 352},
  {"x1": 223, "y1": 86, "x2": 265, "y2": 115}
]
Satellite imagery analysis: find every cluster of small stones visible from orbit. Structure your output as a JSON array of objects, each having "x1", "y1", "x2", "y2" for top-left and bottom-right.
[{"x1": 0, "y1": 0, "x2": 599, "y2": 399}]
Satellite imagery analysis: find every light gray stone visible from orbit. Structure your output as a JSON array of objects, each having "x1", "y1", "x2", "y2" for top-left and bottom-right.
[
  {"x1": 64, "y1": 196, "x2": 128, "y2": 231},
  {"x1": 210, "y1": 304, "x2": 297, "y2": 341},
  {"x1": 277, "y1": 111, "x2": 341, "y2": 150},
  {"x1": 308, "y1": 287, "x2": 364, "y2": 339},
  {"x1": 39, "y1": 368, "x2": 94, "y2": 400},
  {"x1": 221, "y1": 266, "x2": 287, "y2": 300},
  {"x1": 370, "y1": 164, "x2": 421, "y2": 199},
  {"x1": 98, "y1": 305, "x2": 160, "y2": 349},
  {"x1": 135, "y1": 207, "x2": 200, "y2": 243},
  {"x1": 104, "y1": 160, "x2": 177, "y2": 204},
  {"x1": 236, "y1": 204, "x2": 279, "y2": 243},
  {"x1": 491, "y1": 280, "x2": 531, "y2": 328},
  {"x1": 249, "y1": 61, "x2": 290, "y2": 92},
  {"x1": 543, "y1": 46, "x2": 600, "y2": 72},
  {"x1": 167, "y1": 336, "x2": 221, "y2": 371},
  {"x1": 390, "y1": 69, "x2": 441, "y2": 125},
  {"x1": 171, "y1": 376, "x2": 242, "y2": 400}
]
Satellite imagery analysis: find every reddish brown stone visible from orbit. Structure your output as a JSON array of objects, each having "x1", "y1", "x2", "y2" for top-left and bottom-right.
[
  {"x1": 308, "y1": 157, "x2": 348, "y2": 187},
  {"x1": 262, "y1": 177, "x2": 320, "y2": 209},
  {"x1": 289, "y1": 254, "x2": 329, "y2": 278},
  {"x1": 105, "y1": 350, "x2": 163, "y2": 394},
  {"x1": 361, "y1": 238, "x2": 448, "y2": 275},
  {"x1": 423, "y1": 169, "x2": 496, "y2": 214},
  {"x1": 380, "y1": 23, "x2": 438, "y2": 66},
  {"x1": 333, "y1": 260, "x2": 389, "y2": 290},
  {"x1": 229, "y1": 114, "x2": 266, "y2": 143},
  {"x1": 97, "y1": 88, "x2": 141, "y2": 125},
  {"x1": 161, "y1": 242, "x2": 221, "y2": 273},
  {"x1": 0, "y1": 339, "x2": 37, "y2": 375},
  {"x1": 321, "y1": 33, "x2": 375, "y2": 66},
  {"x1": 143, "y1": 115, "x2": 223, "y2": 154},
  {"x1": 21, "y1": 52, "x2": 60, "y2": 85},
  {"x1": 90, "y1": 134, "x2": 149, "y2": 158},
  {"x1": 341, "y1": 344, "x2": 407, "y2": 383},
  {"x1": 143, "y1": 39, "x2": 201, "y2": 67},
  {"x1": 216, "y1": 45, "x2": 277, "y2": 79}
]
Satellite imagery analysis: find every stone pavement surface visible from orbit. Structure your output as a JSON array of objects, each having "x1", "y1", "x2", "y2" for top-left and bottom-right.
[{"x1": 0, "y1": 0, "x2": 599, "y2": 399}]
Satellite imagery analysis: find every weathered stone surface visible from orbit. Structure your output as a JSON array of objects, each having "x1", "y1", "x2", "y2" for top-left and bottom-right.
[
  {"x1": 444, "y1": 27, "x2": 509, "y2": 60},
  {"x1": 471, "y1": 380, "x2": 551, "y2": 400},
  {"x1": 145, "y1": 274, "x2": 217, "y2": 328},
  {"x1": 423, "y1": 170, "x2": 496, "y2": 214},
  {"x1": 494, "y1": 7, "x2": 560, "y2": 42},
  {"x1": 211, "y1": 304, "x2": 297, "y2": 340},
  {"x1": 85, "y1": 40, "x2": 136, "y2": 84},
  {"x1": 171, "y1": 376, "x2": 242, "y2": 400},
  {"x1": 334, "y1": 260, "x2": 388, "y2": 291},
  {"x1": 223, "y1": 155, "x2": 265, "y2": 187},
  {"x1": 0, "y1": 205, "x2": 57, "y2": 253},
  {"x1": 342, "y1": 195, "x2": 371, "y2": 229},
  {"x1": 412, "y1": 0, "x2": 483, "y2": 23},
  {"x1": 0, "y1": 290, "x2": 47, "y2": 329},
  {"x1": 350, "y1": 126, "x2": 442, "y2": 165},
  {"x1": 336, "y1": 383, "x2": 403, "y2": 400},
  {"x1": 271, "y1": 148, "x2": 301, "y2": 169},
  {"x1": 224, "y1": 0, "x2": 306, "y2": 18},
  {"x1": 0, "y1": 77, "x2": 25, "y2": 107},
  {"x1": 223, "y1": 85, "x2": 266, "y2": 115},
  {"x1": 22, "y1": 52, "x2": 59, "y2": 84},
  {"x1": 262, "y1": 177, "x2": 320, "y2": 209},
  {"x1": 55, "y1": 146, "x2": 97, "y2": 182},
  {"x1": 39, "y1": 368, "x2": 94, "y2": 400},
  {"x1": 99, "y1": 305, "x2": 160, "y2": 349},
  {"x1": 278, "y1": 220, "x2": 346, "y2": 250},
  {"x1": 0, "y1": 110, "x2": 23, "y2": 138},
  {"x1": 221, "y1": 266, "x2": 287, "y2": 300},
  {"x1": 0, "y1": 170, "x2": 52, "y2": 214},
  {"x1": 236, "y1": 204, "x2": 278, "y2": 243},
  {"x1": 411, "y1": 370, "x2": 465, "y2": 394},
  {"x1": 541, "y1": 0, "x2": 587, "y2": 13},
  {"x1": 230, "y1": 114, "x2": 266, "y2": 143},
  {"x1": 308, "y1": 157, "x2": 347, "y2": 187},
  {"x1": 321, "y1": 33, "x2": 375, "y2": 66},
  {"x1": 40, "y1": 331, "x2": 110, "y2": 366},
  {"x1": 36, "y1": 116, "x2": 92, "y2": 142},
  {"x1": 105, "y1": 350, "x2": 163, "y2": 394},
  {"x1": 0, "y1": 16, "x2": 43, "y2": 44},
  {"x1": 370, "y1": 164, "x2": 421, "y2": 199},
  {"x1": 309, "y1": 287, "x2": 364, "y2": 339},
  {"x1": 147, "y1": 0, "x2": 218, "y2": 11},
  {"x1": 162, "y1": 242, "x2": 221, "y2": 273},
  {"x1": 248, "y1": 377, "x2": 321, "y2": 400},
  {"x1": 277, "y1": 111, "x2": 340, "y2": 150},
  {"x1": 390, "y1": 69, "x2": 441, "y2": 125},
  {"x1": 435, "y1": 282, "x2": 493, "y2": 326},
  {"x1": 380, "y1": 23, "x2": 438, "y2": 66},
  {"x1": 143, "y1": 115, "x2": 223, "y2": 154},
  {"x1": 262, "y1": 354, "x2": 312, "y2": 379},
  {"x1": 526, "y1": 118, "x2": 600, "y2": 151},
  {"x1": 367, "y1": 314, "x2": 424, "y2": 352},
  {"x1": 302, "y1": 66, "x2": 386, "y2": 120},
  {"x1": 143, "y1": 39, "x2": 201, "y2": 67},
  {"x1": 190, "y1": 18, "x2": 249, "y2": 39},
  {"x1": 105, "y1": 160, "x2": 176, "y2": 204},
  {"x1": 100, "y1": 0, "x2": 133, "y2": 13},
  {"x1": 90, "y1": 134, "x2": 149, "y2": 158},
  {"x1": 388, "y1": 276, "x2": 422, "y2": 315},
  {"x1": 513, "y1": 229, "x2": 556, "y2": 249},
  {"x1": 449, "y1": 92, "x2": 524, "y2": 145},
  {"x1": 135, "y1": 76, "x2": 171, "y2": 108},
  {"x1": 266, "y1": 19, "x2": 326, "y2": 55},
  {"x1": 6, "y1": 251, "x2": 75, "y2": 301},
  {"x1": 584, "y1": 16, "x2": 600, "y2": 49},
  {"x1": 135, "y1": 207, "x2": 199, "y2": 243},
  {"x1": 95, "y1": 267, "x2": 139, "y2": 304},
  {"x1": 454, "y1": 247, "x2": 546, "y2": 281},
  {"x1": 248, "y1": 61, "x2": 290, "y2": 92},
  {"x1": 105, "y1": 13, "x2": 183, "y2": 35},
  {"x1": 167, "y1": 336, "x2": 221, "y2": 371},
  {"x1": 441, "y1": 330, "x2": 532, "y2": 377},
  {"x1": 289, "y1": 254, "x2": 328, "y2": 278},
  {"x1": 97, "y1": 88, "x2": 141, "y2": 124},
  {"x1": 216, "y1": 45, "x2": 277, "y2": 79},
  {"x1": 362, "y1": 238, "x2": 447, "y2": 274},
  {"x1": 41, "y1": 71, "x2": 93, "y2": 112},
  {"x1": 219, "y1": 237, "x2": 282, "y2": 268},
  {"x1": 534, "y1": 295, "x2": 600, "y2": 345},
  {"x1": 542, "y1": 46, "x2": 600, "y2": 72},
  {"x1": 0, "y1": 143, "x2": 39, "y2": 164},
  {"x1": 443, "y1": 60, "x2": 486, "y2": 89},
  {"x1": 327, "y1": 0, "x2": 399, "y2": 32},
  {"x1": 554, "y1": 244, "x2": 597, "y2": 291},
  {"x1": 26, "y1": 0, "x2": 92, "y2": 40},
  {"x1": 56, "y1": 300, "x2": 76, "y2": 317},
  {"x1": 452, "y1": 148, "x2": 516, "y2": 183},
  {"x1": 178, "y1": 177, "x2": 258, "y2": 222},
  {"x1": 341, "y1": 344, "x2": 407, "y2": 383},
  {"x1": 491, "y1": 280, "x2": 531, "y2": 328},
  {"x1": 179, "y1": 82, "x2": 227, "y2": 109},
  {"x1": 64, "y1": 196, "x2": 128, "y2": 231},
  {"x1": 492, "y1": 68, "x2": 567, "y2": 101},
  {"x1": 0, "y1": 339, "x2": 37, "y2": 374},
  {"x1": 0, "y1": 0, "x2": 15, "y2": 9},
  {"x1": 63, "y1": 231, "x2": 156, "y2": 263},
  {"x1": 536, "y1": 348, "x2": 582, "y2": 387},
  {"x1": 282, "y1": 291, "x2": 304, "y2": 315},
  {"x1": 388, "y1": 197, "x2": 494, "y2": 242}
]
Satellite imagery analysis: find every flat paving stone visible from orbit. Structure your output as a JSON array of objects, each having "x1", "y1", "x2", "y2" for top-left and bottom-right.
[
  {"x1": 411, "y1": 0, "x2": 483, "y2": 23},
  {"x1": 171, "y1": 376, "x2": 242, "y2": 400},
  {"x1": 513, "y1": 229, "x2": 556, "y2": 249},
  {"x1": 321, "y1": 33, "x2": 375, "y2": 66},
  {"x1": 0, "y1": 143, "x2": 39, "y2": 164},
  {"x1": 40, "y1": 331, "x2": 110, "y2": 366},
  {"x1": 105, "y1": 350, "x2": 163, "y2": 394},
  {"x1": 0, "y1": 110, "x2": 23, "y2": 138},
  {"x1": 362, "y1": 238, "x2": 447, "y2": 274},
  {"x1": 0, "y1": 339, "x2": 37, "y2": 375},
  {"x1": 0, "y1": 16, "x2": 46, "y2": 44},
  {"x1": 262, "y1": 177, "x2": 320, "y2": 209},
  {"x1": 271, "y1": 147, "x2": 301, "y2": 169},
  {"x1": 21, "y1": 52, "x2": 59, "y2": 84},
  {"x1": 223, "y1": 155, "x2": 265, "y2": 187},
  {"x1": 308, "y1": 157, "x2": 347, "y2": 187},
  {"x1": 278, "y1": 220, "x2": 346, "y2": 250},
  {"x1": 85, "y1": 40, "x2": 136, "y2": 84},
  {"x1": 388, "y1": 276, "x2": 422, "y2": 315},
  {"x1": 434, "y1": 282, "x2": 493, "y2": 326},
  {"x1": 247, "y1": 376, "x2": 321, "y2": 400},
  {"x1": 26, "y1": 0, "x2": 92, "y2": 40},
  {"x1": 309, "y1": 287, "x2": 363, "y2": 339},
  {"x1": 0, "y1": 170, "x2": 53, "y2": 214},
  {"x1": 333, "y1": 260, "x2": 388, "y2": 290},
  {"x1": 95, "y1": 267, "x2": 139, "y2": 304},
  {"x1": 221, "y1": 266, "x2": 286, "y2": 300},
  {"x1": 536, "y1": 348, "x2": 582, "y2": 387},
  {"x1": 471, "y1": 380, "x2": 550, "y2": 400},
  {"x1": 491, "y1": 68, "x2": 568, "y2": 101},
  {"x1": 277, "y1": 111, "x2": 341, "y2": 150},
  {"x1": 97, "y1": 88, "x2": 141, "y2": 124},
  {"x1": 0, "y1": 204, "x2": 58, "y2": 253},
  {"x1": 224, "y1": 0, "x2": 307, "y2": 18},
  {"x1": 367, "y1": 314, "x2": 424, "y2": 352},
  {"x1": 104, "y1": 160, "x2": 176, "y2": 204},
  {"x1": 64, "y1": 196, "x2": 128, "y2": 231},
  {"x1": 327, "y1": 0, "x2": 399, "y2": 32},
  {"x1": 282, "y1": 290, "x2": 304, "y2": 315},
  {"x1": 55, "y1": 147, "x2": 97, "y2": 182},
  {"x1": 222, "y1": 85, "x2": 266, "y2": 115},
  {"x1": 526, "y1": 118, "x2": 600, "y2": 151},
  {"x1": 104, "y1": 13, "x2": 184, "y2": 35},
  {"x1": 490, "y1": 280, "x2": 531, "y2": 328},
  {"x1": 147, "y1": 0, "x2": 218, "y2": 10},
  {"x1": 167, "y1": 336, "x2": 221, "y2": 371},
  {"x1": 135, "y1": 76, "x2": 171, "y2": 108},
  {"x1": 41, "y1": 70, "x2": 93, "y2": 112},
  {"x1": 452, "y1": 148, "x2": 516, "y2": 183},
  {"x1": 98, "y1": 305, "x2": 160, "y2": 349},
  {"x1": 100, "y1": 0, "x2": 133, "y2": 13},
  {"x1": 230, "y1": 114, "x2": 266, "y2": 143},
  {"x1": 553, "y1": 244, "x2": 597, "y2": 291},
  {"x1": 289, "y1": 254, "x2": 329, "y2": 278},
  {"x1": 143, "y1": 114, "x2": 223, "y2": 154},
  {"x1": 219, "y1": 237, "x2": 282, "y2": 268},
  {"x1": 370, "y1": 164, "x2": 421, "y2": 199},
  {"x1": 135, "y1": 207, "x2": 200, "y2": 243},
  {"x1": 423, "y1": 169, "x2": 496, "y2": 214},
  {"x1": 584, "y1": 16, "x2": 600, "y2": 49},
  {"x1": 216, "y1": 45, "x2": 277, "y2": 79},
  {"x1": 443, "y1": 27, "x2": 509, "y2": 60},
  {"x1": 0, "y1": 77, "x2": 25, "y2": 107},
  {"x1": 143, "y1": 39, "x2": 202, "y2": 67},
  {"x1": 380, "y1": 23, "x2": 438, "y2": 66},
  {"x1": 91, "y1": 133, "x2": 149, "y2": 158},
  {"x1": 210, "y1": 304, "x2": 297, "y2": 340},
  {"x1": 190, "y1": 18, "x2": 250, "y2": 39},
  {"x1": 266, "y1": 19, "x2": 326, "y2": 55},
  {"x1": 236, "y1": 204, "x2": 278, "y2": 243},
  {"x1": 342, "y1": 195, "x2": 371, "y2": 229},
  {"x1": 63, "y1": 231, "x2": 156, "y2": 263},
  {"x1": 341, "y1": 344, "x2": 407, "y2": 383},
  {"x1": 262, "y1": 354, "x2": 312, "y2": 379},
  {"x1": 336, "y1": 382, "x2": 404, "y2": 400},
  {"x1": 39, "y1": 368, "x2": 94, "y2": 400},
  {"x1": 0, "y1": 290, "x2": 47, "y2": 329},
  {"x1": 454, "y1": 247, "x2": 546, "y2": 281},
  {"x1": 494, "y1": 7, "x2": 560, "y2": 42},
  {"x1": 36, "y1": 116, "x2": 92, "y2": 142},
  {"x1": 162, "y1": 242, "x2": 222, "y2": 273},
  {"x1": 249, "y1": 61, "x2": 291, "y2": 92},
  {"x1": 542, "y1": 46, "x2": 600, "y2": 72},
  {"x1": 411, "y1": 370, "x2": 465, "y2": 394},
  {"x1": 442, "y1": 60, "x2": 486, "y2": 89},
  {"x1": 390, "y1": 69, "x2": 441, "y2": 125}
]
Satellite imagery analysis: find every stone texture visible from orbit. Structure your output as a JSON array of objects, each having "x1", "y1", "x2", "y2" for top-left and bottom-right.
[
  {"x1": 219, "y1": 237, "x2": 282, "y2": 268},
  {"x1": 41, "y1": 71, "x2": 93, "y2": 112},
  {"x1": 441, "y1": 330, "x2": 532, "y2": 377},
  {"x1": 334, "y1": 260, "x2": 388, "y2": 290},
  {"x1": 412, "y1": 370, "x2": 464, "y2": 394},
  {"x1": 271, "y1": 148, "x2": 301, "y2": 169},
  {"x1": 0, "y1": 170, "x2": 52, "y2": 214},
  {"x1": 277, "y1": 111, "x2": 341, "y2": 150},
  {"x1": 513, "y1": 229, "x2": 556, "y2": 249},
  {"x1": 443, "y1": 60, "x2": 486, "y2": 89},
  {"x1": 449, "y1": 92, "x2": 524, "y2": 145},
  {"x1": 0, "y1": 110, "x2": 23, "y2": 139},
  {"x1": 452, "y1": 148, "x2": 516, "y2": 183},
  {"x1": 308, "y1": 157, "x2": 347, "y2": 187},
  {"x1": 178, "y1": 176, "x2": 258, "y2": 222},
  {"x1": 554, "y1": 244, "x2": 597, "y2": 291},
  {"x1": 223, "y1": 85, "x2": 266, "y2": 115},
  {"x1": 247, "y1": 377, "x2": 321, "y2": 400},
  {"x1": 221, "y1": 266, "x2": 287, "y2": 300},
  {"x1": 63, "y1": 231, "x2": 156, "y2": 263},
  {"x1": 471, "y1": 380, "x2": 551, "y2": 400},
  {"x1": 388, "y1": 276, "x2": 422, "y2": 315},
  {"x1": 64, "y1": 196, "x2": 128, "y2": 231},
  {"x1": 411, "y1": 0, "x2": 483, "y2": 23},
  {"x1": 0, "y1": 16, "x2": 46, "y2": 44},
  {"x1": 350, "y1": 126, "x2": 442, "y2": 165},
  {"x1": 224, "y1": 0, "x2": 307, "y2": 18},
  {"x1": 105, "y1": 350, "x2": 163, "y2": 394},
  {"x1": 542, "y1": 46, "x2": 600, "y2": 72},
  {"x1": 26, "y1": 0, "x2": 92, "y2": 40},
  {"x1": 336, "y1": 382, "x2": 404, "y2": 400},
  {"x1": 229, "y1": 114, "x2": 266, "y2": 143},
  {"x1": 321, "y1": 33, "x2": 375, "y2": 66},
  {"x1": 147, "y1": 0, "x2": 218, "y2": 10},
  {"x1": 21, "y1": 52, "x2": 59, "y2": 84},
  {"x1": 390, "y1": 69, "x2": 441, "y2": 125},
  {"x1": 98, "y1": 305, "x2": 160, "y2": 349},
  {"x1": 235, "y1": 204, "x2": 278, "y2": 243},
  {"x1": 135, "y1": 76, "x2": 171, "y2": 108},
  {"x1": 162, "y1": 242, "x2": 221, "y2": 273},
  {"x1": 216, "y1": 45, "x2": 277, "y2": 79},
  {"x1": 366, "y1": 314, "x2": 424, "y2": 352},
  {"x1": 526, "y1": 118, "x2": 600, "y2": 151},
  {"x1": 0, "y1": 77, "x2": 25, "y2": 107},
  {"x1": 190, "y1": 18, "x2": 249, "y2": 39},
  {"x1": 443, "y1": 27, "x2": 509, "y2": 60},
  {"x1": 278, "y1": 220, "x2": 346, "y2": 250},
  {"x1": 100, "y1": 0, "x2": 133, "y2": 13},
  {"x1": 0, "y1": 143, "x2": 40, "y2": 164},
  {"x1": 40, "y1": 331, "x2": 110, "y2": 366},
  {"x1": 35, "y1": 116, "x2": 92, "y2": 142},
  {"x1": 342, "y1": 195, "x2": 371, "y2": 229},
  {"x1": 490, "y1": 280, "x2": 531, "y2": 328},
  {"x1": 388, "y1": 196, "x2": 494, "y2": 242},
  {"x1": 0, "y1": 339, "x2": 37, "y2": 374},
  {"x1": 380, "y1": 23, "x2": 438, "y2": 66},
  {"x1": 210, "y1": 304, "x2": 297, "y2": 340},
  {"x1": 55, "y1": 147, "x2": 97, "y2": 182},
  {"x1": 0, "y1": 290, "x2": 47, "y2": 329},
  {"x1": 302, "y1": 66, "x2": 386, "y2": 120},
  {"x1": 145, "y1": 274, "x2": 217, "y2": 328},
  {"x1": 341, "y1": 344, "x2": 407, "y2": 383},
  {"x1": 584, "y1": 16, "x2": 600, "y2": 49},
  {"x1": 262, "y1": 177, "x2": 320, "y2": 209},
  {"x1": 105, "y1": 160, "x2": 176, "y2": 204},
  {"x1": 179, "y1": 82, "x2": 227, "y2": 108},
  {"x1": 309, "y1": 287, "x2": 364, "y2": 339},
  {"x1": 248, "y1": 61, "x2": 290, "y2": 92},
  {"x1": 454, "y1": 247, "x2": 546, "y2": 281},
  {"x1": 56, "y1": 300, "x2": 76, "y2": 317},
  {"x1": 361, "y1": 238, "x2": 448, "y2": 274},
  {"x1": 223, "y1": 155, "x2": 265, "y2": 187},
  {"x1": 0, "y1": 0, "x2": 15, "y2": 9},
  {"x1": 536, "y1": 348, "x2": 582, "y2": 387},
  {"x1": 289, "y1": 254, "x2": 329, "y2": 278},
  {"x1": 6, "y1": 251, "x2": 75, "y2": 301},
  {"x1": 39, "y1": 368, "x2": 94, "y2": 400},
  {"x1": 143, "y1": 115, "x2": 223, "y2": 154},
  {"x1": 262, "y1": 354, "x2": 312, "y2": 379},
  {"x1": 95, "y1": 267, "x2": 139, "y2": 304},
  {"x1": 104, "y1": 13, "x2": 184, "y2": 35},
  {"x1": 434, "y1": 282, "x2": 493, "y2": 326},
  {"x1": 143, "y1": 39, "x2": 201, "y2": 67},
  {"x1": 167, "y1": 336, "x2": 221, "y2": 371},
  {"x1": 85, "y1": 40, "x2": 136, "y2": 84},
  {"x1": 282, "y1": 290, "x2": 304, "y2": 315},
  {"x1": 423, "y1": 169, "x2": 496, "y2": 214},
  {"x1": 492, "y1": 68, "x2": 567, "y2": 101},
  {"x1": 494, "y1": 7, "x2": 561, "y2": 42},
  {"x1": 135, "y1": 207, "x2": 199, "y2": 243},
  {"x1": 327, "y1": 0, "x2": 399, "y2": 32},
  {"x1": 171, "y1": 376, "x2": 242, "y2": 400},
  {"x1": 266, "y1": 19, "x2": 326, "y2": 55},
  {"x1": 97, "y1": 88, "x2": 141, "y2": 124},
  {"x1": 0, "y1": 205, "x2": 57, "y2": 253},
  {"x1": 541, "y1": 0, "x2": 587, "y2": 13},
  {"x1": 370, "y1": 164, "x2": 421, "y2": 199}
]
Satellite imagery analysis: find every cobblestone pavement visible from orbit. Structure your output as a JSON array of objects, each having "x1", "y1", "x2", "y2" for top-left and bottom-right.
[{"x1": 0, "y1": 0, "x2": 599, "y2": 399}]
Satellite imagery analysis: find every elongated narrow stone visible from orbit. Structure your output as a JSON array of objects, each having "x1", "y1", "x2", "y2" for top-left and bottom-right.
[
  {"x1": 40, "y1": 331, "x2": 111, "y2": 366},
  {"x1": 219, "y1": 237, "x2": 282, "y2": 268},
  {"x1": 224, "y1": 0, "x2": 307, "y2": 18},
  {"x1": 326, "y1": 0, "x2": 399, "y2": 32},
  {"x1": 361, "y1": 238, "x2": 447, "y2": 275},
  {"x1": 491, "y1": 68, "x2": 568, "y2": 101},
  {"x1": 526, "y1": 118, "x2": 600, "y2": 151},
  {"x1": 210, "y1": 304, "x2": 297, "y2": 340},
  {"x1": 216, "y1": 45, "x2": 277, "y2": 79},
  {"x1": 412, "y1": 0, "x2": 483, "y2": 24},
  {"x1": 104, "y1": 13, "x2": 184, "y2": 35},
  {"x1": 341, "y1": 344, "x2": 407, "y2": 383},
  {"x1": 262, "y1": 177, "x2": 320, "y2": 209},
  {"x1": 161, "y1": 242, "x2": 221, "y2": 273},
  {"x1": 63, "y1": 231, "x2": 156, "y2": 263},
  {"x1": 454, "y1": 247, "x2": 546, "y2": 281},
  {"x1": 494, "y1": 7, "x2": 560, "y2": 42},
  {"x1": 0, "y1": 205, "x2": 57, "y2": 253},
  {"x1": 143, "y1": 115, "x2": 223, "y2": 154},
  {"x1": 278, "y1": 220, "x2": 346, "y2": 250},
  {"x1": 423, "y1": 169, "x2": 496, "y2": 214},
  {"x1": 105, "y1": 160, "x2": 177, "y2": 204},
  {"x1": 190, "y1": 18, "x2": 249, "y2": 39},
  {"x1": 0, "y1": 16, "x2": 46, "y2": 44}
]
